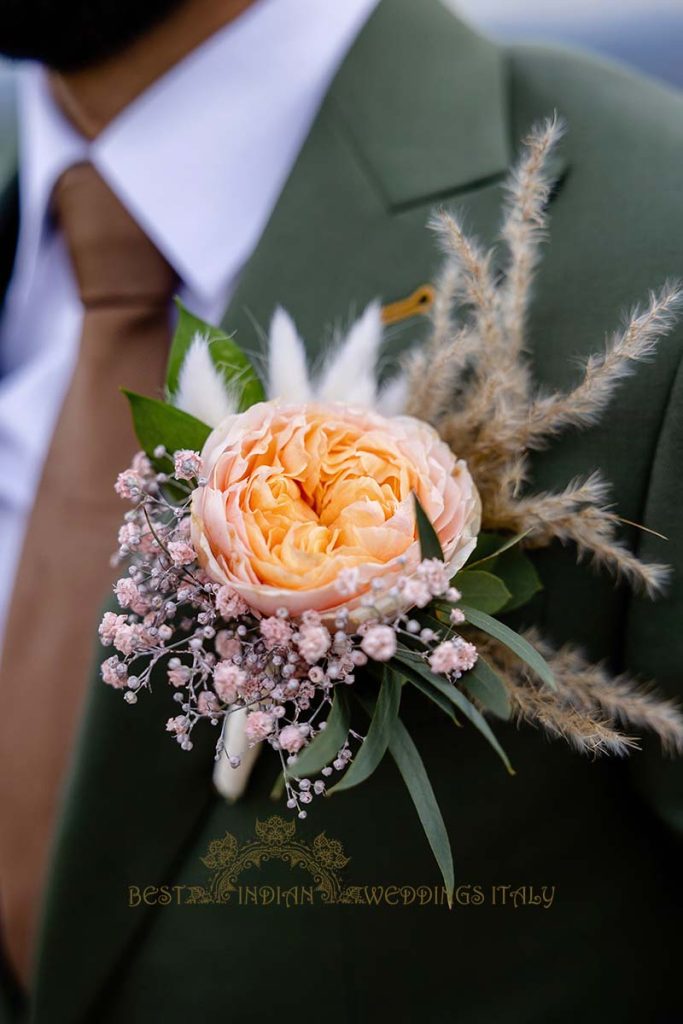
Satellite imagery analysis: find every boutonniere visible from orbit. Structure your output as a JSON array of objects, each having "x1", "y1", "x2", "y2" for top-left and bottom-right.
[{"x1": 100, "y1": 118, "x2": 683, "y2": 902}]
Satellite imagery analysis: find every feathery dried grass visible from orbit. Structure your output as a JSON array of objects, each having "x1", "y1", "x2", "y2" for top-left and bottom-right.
[
  {"x1": 518, "y1": 282, "x2": 683, "y2": 450},
  {"x1": 407, "y1": 116, "x2": 682, "y2": 593},
  {"x1": 475, "y1": 632, "x2": 683, "y2": 756},
  {"x1": 498, "y1": 118, "x2": 564, "y2": 357}
]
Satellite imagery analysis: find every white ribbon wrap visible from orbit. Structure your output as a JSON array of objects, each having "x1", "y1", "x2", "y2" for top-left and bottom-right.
[{"x1": 212, "y1": 708, "x2": 262, "y2": 802}]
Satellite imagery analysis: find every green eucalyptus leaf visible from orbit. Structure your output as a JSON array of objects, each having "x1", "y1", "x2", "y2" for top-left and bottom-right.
[
  {"x1": 270, "y1": 687, "x2": 351, "y2": 799},
  {"x1": 461, "y1": 657, "x2": 511, "y2": 720},
  {"x1": 460, "y1": 605, "x2": 556, "y2": 691},
  {"x1": 494, "y1": 547, "x2": 542, "y2": 612},
  {"x1": 123, "y1": 390, "x2": 211, "y2": 457},
  {"x1": 465, "y1": 530, "x2": 530, "y2": 570},
  {"x1": 329, "y1": 668, "x2": 402, "y2": 794},
  {"x1": 167, "y1": 299, "x2": 265, "y2": 411},
  {"x1": 452, "y1": 570, "x2": 511, "y2": 614},
  {"x1": 394, "y1": 648, "x2": 513, "y2": 774},
  {"x1": 465, "y1": 532, "x2": 506, "y2": 564},
  {"x1": 391, "y1": 659, "x2": 461, "y2": 726},
  {"x1": 414, "y1": 494, "x2": 444, "y2": 561},
  {"x1": 387, "y1": 717, "x2": 454, "y2": 906}
]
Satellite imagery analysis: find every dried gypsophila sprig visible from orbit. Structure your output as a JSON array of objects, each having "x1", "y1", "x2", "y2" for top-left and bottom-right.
[
  {"x1": 100, "y1": 447, "x2": 478, "y2": 819},
  {"x1": 473, "y1": 629, "x2": 683, "y2": 757},
  {"x1": 404, "y1": 115, "x2": 683, "y2": 596}
]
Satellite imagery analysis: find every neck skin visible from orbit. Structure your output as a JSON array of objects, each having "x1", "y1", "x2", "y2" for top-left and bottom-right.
[{"x1": 50, "y1": 0, "x2": 257, "y2": 139}]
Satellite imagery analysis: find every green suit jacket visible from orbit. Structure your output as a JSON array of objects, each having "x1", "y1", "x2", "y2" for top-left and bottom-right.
[{"x1": 1, "y1": 3, "x2": 682, "y2": 1022}]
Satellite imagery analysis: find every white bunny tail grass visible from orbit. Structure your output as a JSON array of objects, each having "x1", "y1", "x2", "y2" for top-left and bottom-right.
[
  {"x1": 316, "y1": 301, "x2": 383, "y2": 407},
  {"x1": 267, "y1": 307, "x2": 312, "y2": 403},
  {"x1": 377, "y1": 372, "x2": 409, "y2": 416},
  {"x1": 173, "y1": 332, "x2": 237, "y2": 428}
]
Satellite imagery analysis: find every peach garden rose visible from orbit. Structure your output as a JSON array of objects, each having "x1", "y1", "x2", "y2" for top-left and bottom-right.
[{"x1": 191, "y1": 400, "x2": 481, "y2": 618}]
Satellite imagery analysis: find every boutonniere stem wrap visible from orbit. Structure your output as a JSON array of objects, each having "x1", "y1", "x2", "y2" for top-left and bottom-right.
[{"x1": 100, "y1": 117, "x2": 683, "y2": 901}]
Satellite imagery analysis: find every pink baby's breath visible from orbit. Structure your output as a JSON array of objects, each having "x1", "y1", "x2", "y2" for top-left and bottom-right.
[
  {"x1": 216, "y1": 585, "x2": 248, "y2": 620},
  {"x1": 115, "y1": 470, "x2": 143, "y2": 501},
  {"x1": 213, "y1": 661, "x2": 246, "y2": 703},
  {"x1": 99, "y1": 611, "x2": 126, "y2": 646},
  {"x1": 167, "y1": 541, "x2": 196, "y2": 567},
  {"x1": 166, "y1": 715, "x2": 188, "y2": 736},
  {"x1": 296, "y1": 623, "x2": 331, "y2": 664},
  {"x1": 167, "y1": 664, "x2": 191, "y2": 688},
  {"x1": 114, "y1": 577, "x2": 145, "y2": 613},
  {"x1": 101, "y1": 655, "x2": 126, "y2": 688},
  {"x1": 244, "y1": 710, "x2": 274, "y2": 743},
  {"x1": 215, "y1": 631, "x2": 242, "y2": 661},
  {"x1": 112, "y1": 622, "x2": 142, "y2": 657},
  {"x1": 260, "y1": 616, "x2": 293, "y2": 649},
  {"x1": 173, "y1": 449, "x2": 203, "y2": 480},
  {"x1": 118, "y1": 522, "x2": 140, "y2": 549},
  {"x1": 278, "y1": 724, "x2": 307, "y2": 754},
  {"x1": 416, "y1": 558, "x2": 451, "y2": 597},
  {"x1": 132, "y1": 452, "x2": 153, "y2": 476},
  {"x1": 429, "y1": 638, "x2": 478, "y2": 676},
  {"x1": 197, "y1": 691, "x2": 221, "y2": 716},
  {"x1": 400, "y1": 577, "x2": 432, "y2": 609},
  {"x1": 361, "y1": 624, "x2": 397, "y2": 661}
]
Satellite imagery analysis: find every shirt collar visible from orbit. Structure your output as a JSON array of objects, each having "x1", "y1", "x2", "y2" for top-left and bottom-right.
[{"x1": 20, "y1": 0, "x2": 379, "y2": 307}]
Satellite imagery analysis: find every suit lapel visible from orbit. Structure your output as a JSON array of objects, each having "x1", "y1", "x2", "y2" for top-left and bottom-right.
[
  {"x1": 220, "y1": 0, "x2": 511, "y2": 357},
  {"x1": 31, "y1": 2, "x2": 517, "y2": 1020}
]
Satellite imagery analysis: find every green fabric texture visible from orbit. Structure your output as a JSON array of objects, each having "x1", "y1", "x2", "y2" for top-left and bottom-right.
[{"x1": 0, "y1": 1, "x2": 681, "y2": 1021}]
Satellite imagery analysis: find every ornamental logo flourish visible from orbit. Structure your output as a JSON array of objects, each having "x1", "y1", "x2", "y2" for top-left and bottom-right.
[{"x1": 187, "y1": 815, "x2": 360, "y2": 905}]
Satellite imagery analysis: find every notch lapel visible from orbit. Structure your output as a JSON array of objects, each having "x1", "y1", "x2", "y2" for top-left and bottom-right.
[
  {"x1": 30, "y1": 2, "x2": 523, "y2": 1020},
  {"x1": 220, "y1": 0, "x2": 512, "y2": 356}
]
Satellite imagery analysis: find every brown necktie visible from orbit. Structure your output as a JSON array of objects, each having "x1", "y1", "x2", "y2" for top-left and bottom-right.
[{"x1": 0, "y1": 163, "x2": 177, "y2": 985}]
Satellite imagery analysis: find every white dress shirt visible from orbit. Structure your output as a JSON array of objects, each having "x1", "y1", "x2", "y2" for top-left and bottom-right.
[{"x1": 0, "y1": 0, "x2": 378, "y2": 645}]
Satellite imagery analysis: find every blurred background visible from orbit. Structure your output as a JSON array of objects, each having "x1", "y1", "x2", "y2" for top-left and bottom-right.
[{"x1": 448, "y1": 0, "x2": 683, "y2": 88}]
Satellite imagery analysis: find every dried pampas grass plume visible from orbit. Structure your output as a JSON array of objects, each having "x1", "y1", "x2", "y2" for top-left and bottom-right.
[
  {"x1": 405, "y1": 114, "x2": 682, "y2": 594},
  {"x1": 475, "y1": 631, "x2": 683, "y2": 757}
]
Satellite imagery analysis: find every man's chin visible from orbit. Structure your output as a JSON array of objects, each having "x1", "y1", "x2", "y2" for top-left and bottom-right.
[{"x1": 0, "y1": 0, "x2": 189, "y2": 71}]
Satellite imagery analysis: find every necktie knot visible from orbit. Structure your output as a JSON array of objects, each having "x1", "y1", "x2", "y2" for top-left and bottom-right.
[{"x1": 52, "y1": 162, "x2": 177, "y2": 309}]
